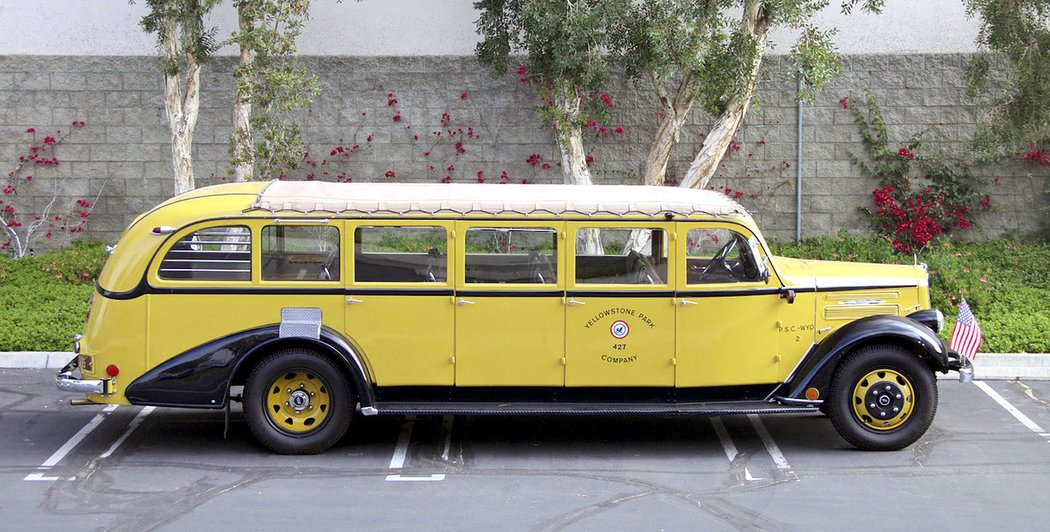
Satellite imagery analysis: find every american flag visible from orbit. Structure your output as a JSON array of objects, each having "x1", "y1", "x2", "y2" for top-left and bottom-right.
[{"x1": 949, "y1": 298, "x2": 983, "y2": 360}]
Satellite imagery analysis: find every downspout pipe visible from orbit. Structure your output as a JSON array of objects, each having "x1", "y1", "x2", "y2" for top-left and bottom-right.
[{"x1": 796, "y1": 72, "x2": 804, "y2": 243}]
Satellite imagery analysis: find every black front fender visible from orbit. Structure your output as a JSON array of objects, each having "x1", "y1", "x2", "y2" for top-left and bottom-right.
[{"x1": 778, "y1": 314, "x2": 948, "y2": 402}]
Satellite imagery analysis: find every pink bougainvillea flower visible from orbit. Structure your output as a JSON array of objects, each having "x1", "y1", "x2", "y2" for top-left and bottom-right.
[{"x1": 385, "y1": 170, "x2": 396, "y2": 178}]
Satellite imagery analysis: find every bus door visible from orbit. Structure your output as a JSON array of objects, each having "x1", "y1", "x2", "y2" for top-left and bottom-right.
[
  {"x1": 453, "y1": 221, "x2": 565, "y2": 386},
  {"x1": 345, "y1": 222, "x2": 456, "y2": 386},
  {"x1": 565, "y1": 223, "x2": 676, "y2": 387}
]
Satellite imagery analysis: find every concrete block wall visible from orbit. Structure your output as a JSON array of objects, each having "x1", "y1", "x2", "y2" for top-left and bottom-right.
[{"x1": 0, "y1": 53, "x2": 1045, "y2": 247}]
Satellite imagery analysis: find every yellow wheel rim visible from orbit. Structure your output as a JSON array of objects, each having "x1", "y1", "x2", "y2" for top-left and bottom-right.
[
  {"x1": 851, "y1": 369, "x2": 914, "y2": 431},
  {"x1": 265, "y1": 369, "x2": 331, "y2": 434}
]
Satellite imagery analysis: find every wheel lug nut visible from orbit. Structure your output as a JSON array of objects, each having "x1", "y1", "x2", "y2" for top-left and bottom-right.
[
  {"x1": 896, "y1": 394, "x2": 902, "y2": 399},
  {"x1": 284, "y1": 401, "x2": 290, "y2": 406},
  {"x1": 885, "y1": 385, "x2": 891, "y2": 391},
  {"x1": 893, "y1": 407, "x2": 899, "y2": 413},
  {"x1": 870, "y1": 403, "x2": 877, "y2": 409},
  {"x1": 310, "y1": 392, "x2": 315, "y2": 397},
  {"x1": 299, "y1": 383, "x2": 305, "y2": 389}
]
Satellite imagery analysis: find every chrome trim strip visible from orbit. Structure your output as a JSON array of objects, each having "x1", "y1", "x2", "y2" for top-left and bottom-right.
[{"x1": 774, "y1": 396, "x2": 823, "y2": 406}]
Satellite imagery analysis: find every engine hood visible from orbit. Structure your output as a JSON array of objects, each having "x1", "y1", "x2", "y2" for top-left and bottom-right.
[{"x1": 771, "y1": 256, "x2": 928, "y2": 290}]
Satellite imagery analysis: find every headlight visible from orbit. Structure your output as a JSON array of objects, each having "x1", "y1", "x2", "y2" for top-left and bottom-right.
[{"x1": 907, "y1": 309, "x2": 944, "y2": 333}]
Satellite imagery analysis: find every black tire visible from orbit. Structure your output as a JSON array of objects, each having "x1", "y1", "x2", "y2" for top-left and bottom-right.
[
  {"x1": 827, "y1": 344, "x2": 937, "y2": 451},
  {"x1": 244, "y1": 348, "x2": 353, "y2": 454}
]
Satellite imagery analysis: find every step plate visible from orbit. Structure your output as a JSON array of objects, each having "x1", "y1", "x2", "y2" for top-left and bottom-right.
[{"x1": 370, "y1": 402, "x2": 819, "y2": 416}]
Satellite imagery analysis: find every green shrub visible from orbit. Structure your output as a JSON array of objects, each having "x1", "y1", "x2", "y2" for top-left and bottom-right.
[
  {"x1": 771, "y1": 232, "x2": 1050, "y2": 353},
  {"x1": 0, "y1": 242, "x2": 105, "y2": 351}
]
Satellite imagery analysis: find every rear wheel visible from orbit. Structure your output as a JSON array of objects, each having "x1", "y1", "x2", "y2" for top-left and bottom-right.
[
  {"x1": 244, "y1": 348, "x2": 352, "y2": 454},
  {"x1": 827, "y1": 344, "x2": 937, "y2": 451}
]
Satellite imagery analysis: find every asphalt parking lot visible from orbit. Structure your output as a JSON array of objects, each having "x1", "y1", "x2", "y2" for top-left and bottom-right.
[{"x1": 3, "y1": 369, "x2": 1049, "y2": 531}]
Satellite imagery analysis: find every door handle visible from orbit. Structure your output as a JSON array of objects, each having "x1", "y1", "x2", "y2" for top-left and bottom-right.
[
  {"x1": 679, "y1": 298, "x2": 697, "y2": 307},
  {"x1": 457, "y1": 298, "x2": 475, "y2": 306},
  {"x1": 346, "y1": 297, "x2": 364, "y2": 305},
  {"x1": 567, "y1": 298, "x2": 586, "y2": 306}
]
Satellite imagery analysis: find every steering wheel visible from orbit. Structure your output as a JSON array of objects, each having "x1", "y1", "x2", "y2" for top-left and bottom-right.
[{"x1": 696, "y1": 237, "x2": 738, "y2": 282}]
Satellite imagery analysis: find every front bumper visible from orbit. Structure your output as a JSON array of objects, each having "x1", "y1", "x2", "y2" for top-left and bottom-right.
[
  {"x1": 947, "y1": 350, "x2": 975, "y2": 383},
  {"x1": 55, "y1": 357, "x2": 110, "y2": 394}
]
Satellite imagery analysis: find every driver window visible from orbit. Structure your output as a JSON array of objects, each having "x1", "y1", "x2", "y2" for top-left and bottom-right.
[{"x1": 685, "y1": 228, "x2": 760, "y2": 284}]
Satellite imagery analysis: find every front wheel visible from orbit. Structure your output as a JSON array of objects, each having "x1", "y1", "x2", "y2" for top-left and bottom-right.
[
  {"x1": 244, "y1": 348, "x2": 352, "y2": 454},
  {"x1": 827, "y1": 345, "x2": 937, "y2": 451}
]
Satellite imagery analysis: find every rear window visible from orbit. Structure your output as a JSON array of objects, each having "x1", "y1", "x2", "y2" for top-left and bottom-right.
[{"x1": 158, "y1": 226, "x2": 251, "y2": 281}]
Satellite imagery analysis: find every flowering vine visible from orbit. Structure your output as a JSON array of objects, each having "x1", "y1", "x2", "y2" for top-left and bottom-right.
[
  {"x1": 2, "y1": 121, "x2": 103, "y2": 258},
  {"x1": 845, "y1": 90, "x2": 990, "y2": 253},
  {"x1": 296, "y1": 86, "x2": 561, "y2": 185}
]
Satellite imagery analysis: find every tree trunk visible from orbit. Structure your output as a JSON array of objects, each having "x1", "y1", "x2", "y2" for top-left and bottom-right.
[
  {"x1": 642, "y1": 100, "x2": 693, "y2": 186},
  {"x1": 551, "y1": 86, "x2": 602, "y2": 255},
  {"x1": 679, "y1": 1, "x2": 770, "y2": 191},
  {"x1": 232, "y1": 3, "x2": 255, "y2": 182},
  {"x1": 553, "y1": 101, "x2": 594, "y2": 186},
  {"x1": 161, "y1": 21, "x2": 201, "y2": 196}
]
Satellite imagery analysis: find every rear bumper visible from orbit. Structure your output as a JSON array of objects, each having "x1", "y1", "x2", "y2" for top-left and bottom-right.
[{"x1": 55, "y1": 357, "x2": 110, "y2": 394}]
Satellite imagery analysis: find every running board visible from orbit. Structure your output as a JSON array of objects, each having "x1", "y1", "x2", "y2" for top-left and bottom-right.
[{"x1": 365, "y1": 401, "x2": 819, "y2": 416}]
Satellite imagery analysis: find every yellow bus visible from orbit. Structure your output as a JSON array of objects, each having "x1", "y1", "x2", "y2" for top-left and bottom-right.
[{"x1": 57, "y1": 181, "x2": 972, "y2": 454}]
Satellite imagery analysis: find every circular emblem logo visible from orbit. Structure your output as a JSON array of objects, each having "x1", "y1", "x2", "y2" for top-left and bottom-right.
[{"x1": 610, "y1": 320, "x2": 630, "y2": 339}]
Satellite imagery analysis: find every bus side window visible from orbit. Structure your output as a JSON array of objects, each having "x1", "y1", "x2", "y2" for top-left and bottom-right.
[
  {"x1": 261, "y1": 225, "x2": 340, "y2": 281},
  {"x1": 574, "y1": 228, "x2": 667, "y2": 285},
  {"x1": 463, "y1": 227, "x2": 557, "y2": 284},
  {"x1": 354, "y1": 226, "x2": 448, "y2": 283}
]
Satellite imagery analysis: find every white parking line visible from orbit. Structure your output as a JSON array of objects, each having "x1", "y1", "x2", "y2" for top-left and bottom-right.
[
  {"x1": 710, "y1": 416, "x2": 758, "y2": 481},
  {"x1": 747, "y1": 414, "x2": 797, "y2": 479},
  {"x1": 387, "y1": 415, "x2": 416, "y2": 469},
  {"x1": 24, "y1": 404, "x2": 118, "y2": 482},
  {"x1": 974, "y1": 381, "x2": 1049, "y2": 443},
  {"x1": 440, "y1": 414, "x2": 454, "y2": 462},
  {"x1": 99, "y1": 406, "x2": 154, "y2": 459},
  {"x1": 385, "y1": 415, "x2": 445, "y2": 482}
]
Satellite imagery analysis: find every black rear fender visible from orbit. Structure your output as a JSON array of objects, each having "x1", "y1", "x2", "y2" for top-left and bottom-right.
[{"x1": 125, "y1": 325, "x2": 375, "y2": 409}]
